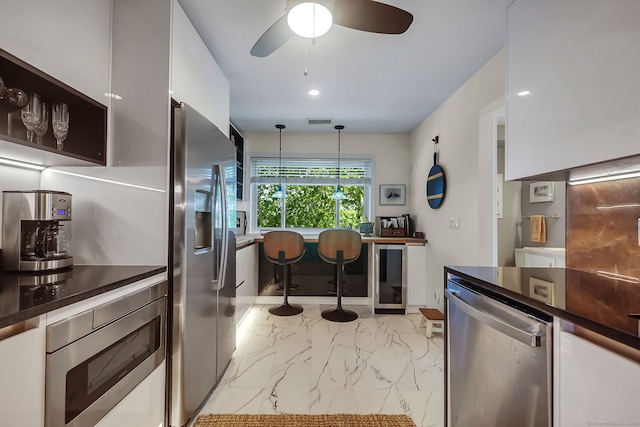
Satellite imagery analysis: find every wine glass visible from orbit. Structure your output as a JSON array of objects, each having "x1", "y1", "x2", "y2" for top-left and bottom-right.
[
  {"x1": 21, "y1": 93, "x2": 42, "y2": 143},
  {"x1": 52, "y1": 102, "x2": 69, "y2": 151},
  {"x1": 34, "y1": 102, "x2": 49, "y2": 145}
]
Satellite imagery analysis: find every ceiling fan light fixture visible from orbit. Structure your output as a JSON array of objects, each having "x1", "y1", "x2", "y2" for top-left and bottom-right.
[{"x1": 287, "y1": 1, "x2": 333, "y2": 38}]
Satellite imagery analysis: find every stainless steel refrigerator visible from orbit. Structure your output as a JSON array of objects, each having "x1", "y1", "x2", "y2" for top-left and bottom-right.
[{"x1": 169, "y1": 102, "x2": 236, "y2": 427}]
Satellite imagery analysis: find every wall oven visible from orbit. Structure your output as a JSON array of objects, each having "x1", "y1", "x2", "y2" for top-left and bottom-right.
[{"x1": 45, "y1": 282, "x2": 167, "y2": 427}]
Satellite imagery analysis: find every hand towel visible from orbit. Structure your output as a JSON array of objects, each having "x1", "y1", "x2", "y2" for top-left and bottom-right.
[{"x1": 530, "y1": 215, "x2": 547, "y2": 243}]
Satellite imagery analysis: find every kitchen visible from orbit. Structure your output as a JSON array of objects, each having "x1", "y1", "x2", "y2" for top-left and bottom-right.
[{"x1": 0, "y1": 0, "x2": 639, "y2": 427}]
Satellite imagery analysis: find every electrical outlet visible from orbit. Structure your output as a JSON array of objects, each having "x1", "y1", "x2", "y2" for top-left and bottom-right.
[{"x1": 449, "y1": 217, "x2": 460, "y2": 230}]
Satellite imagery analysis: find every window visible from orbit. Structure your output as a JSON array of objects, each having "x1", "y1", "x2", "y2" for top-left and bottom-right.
[{"x1": 250, "y1": 156, "x2": 373, "y2": 231}]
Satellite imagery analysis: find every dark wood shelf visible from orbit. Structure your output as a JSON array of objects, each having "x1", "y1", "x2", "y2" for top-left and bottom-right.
[
  {"x1": 0, "y1": 48, "x2": 107, "y2": 166},
  {"x1": 230, "y1": 123, "x2": 244, "y2": 200}
]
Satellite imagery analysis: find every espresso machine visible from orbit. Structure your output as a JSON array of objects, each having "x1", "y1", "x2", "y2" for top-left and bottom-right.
[{"x1": 2, "y1": 190, "x2": 73, "y2": 272}]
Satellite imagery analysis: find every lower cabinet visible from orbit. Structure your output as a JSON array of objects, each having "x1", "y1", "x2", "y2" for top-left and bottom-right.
[
  {"x1": 556, "y1": 329, "x2": 640, "y2": 425},
  {"x1": 0, "y1": 319, "x2": 45, "y2": 427},
  {"x1": 95, "y1": 362, "x2": 165, "y2": 427},
  {"x1": 407, "y1": 245, "x2": 427, "y2": 307},
  {"x1": 236, "y1": 244, "x2": 257, "y2": 324}
]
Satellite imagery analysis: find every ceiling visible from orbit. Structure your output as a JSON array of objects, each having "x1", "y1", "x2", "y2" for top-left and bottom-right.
[{"x1": 177, "y1": 0, "x2": 511, "y2": 134}]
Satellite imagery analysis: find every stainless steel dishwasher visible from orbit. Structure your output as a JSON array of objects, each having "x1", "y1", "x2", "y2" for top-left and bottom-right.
[{"x1": 445, "y1": 276, "x2": 552, "y2": 427}]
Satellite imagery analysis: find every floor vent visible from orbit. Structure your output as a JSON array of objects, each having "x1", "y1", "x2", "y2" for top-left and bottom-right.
[{"x1": 306, "y1": 118, "x2": 332, "y2": 125}]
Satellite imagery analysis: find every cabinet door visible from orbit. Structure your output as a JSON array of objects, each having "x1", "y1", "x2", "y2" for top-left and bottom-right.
[
  {"x1": 0, "y1": 0, "x2": 110, "y2": 104},
  {"x1": 172, "y1": 1, "x2": 230, "y2": 135},
  {"x1": 236, "y1": 245, "x2": 257, "y2": 324},
  {"x1": 558, "y1": 331, "x2": 640, "y2": 425},
  {"x1": 0, "y1": 321, "x2": 45, "y2": 427},
  {"x1": 506, "y1": 0, "x2": 640, "y2": 180},
  {"x1": 407, "y1": 245, "x2": 427, "y2": 306},
  {"x1": 526, "y1": 253, "x2": 555, "y2": 268},
  {"x1": 95, "y1": 362, "x2": 165, "y2": 427}
]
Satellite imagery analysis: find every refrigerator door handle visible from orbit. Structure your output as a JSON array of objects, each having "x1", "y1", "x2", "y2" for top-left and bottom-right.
[
  {"x1": 211, "y1": 164, "x2": 228, "y2": 291},
  {"x1": 445, "y1": 289, "x2": 544, "y2": 347}
]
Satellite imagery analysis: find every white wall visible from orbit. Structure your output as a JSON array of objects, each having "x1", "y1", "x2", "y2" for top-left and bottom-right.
[
  {"x1": 498, "y1": 145, "x2": 522, "y2": 266},
  {"x1": 243, "y1": 131, "x2": 410, "y2": 229},
  {"x1": 409, "y1": 50, "x2": 505, "y2": 311},
  {"x1": 0, "y1": 166, "x2": 41, "y2": 248},
  {"x1": 520, "y1": 181, "x2": 566, "y2": 248}
]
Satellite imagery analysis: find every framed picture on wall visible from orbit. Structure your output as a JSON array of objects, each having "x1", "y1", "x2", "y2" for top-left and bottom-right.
[
  {"x1": 529, "y1": 181, "x2": 554, "y2": 203},
  {"x1": 529, "y1": 277, "x2": 554, "y2": 304},
  {"x1": 380, "y1": 184, "x2": 406, "y2": 205}
]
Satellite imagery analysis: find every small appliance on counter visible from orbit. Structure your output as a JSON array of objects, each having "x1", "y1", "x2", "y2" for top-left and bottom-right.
[
  {"x1": 236, "y1": 210, "x2": 246, "y2": 235},
  {"x1": 2, "y1": 190, "x2": 73, "y2": 272}
]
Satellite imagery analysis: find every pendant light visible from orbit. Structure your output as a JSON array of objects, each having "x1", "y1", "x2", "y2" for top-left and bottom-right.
[
  {"x1": 272, "y1": 124, "x2": 286, "y2": 199},
  {"x1": 330, "y1": 125, "x2": 347, "y2": 200}
]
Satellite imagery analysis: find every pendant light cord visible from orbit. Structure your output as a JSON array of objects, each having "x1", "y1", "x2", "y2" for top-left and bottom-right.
[
  {"x1": 336, "y1": 124, "x2": 344, "y2": 189},
  {"x1": 276, "y1": 124, "x2": 285, "y2": 190}
]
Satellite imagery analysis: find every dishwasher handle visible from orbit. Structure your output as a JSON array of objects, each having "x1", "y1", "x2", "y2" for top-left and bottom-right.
[{"x1": 445, "y1": 289, "x2": 544, "y2": 347}]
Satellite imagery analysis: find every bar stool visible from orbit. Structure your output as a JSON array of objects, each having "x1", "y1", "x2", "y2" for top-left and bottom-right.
[
  {"x1": 263, "y1": 230, "x2": 305, "y2": 316},
  {"x1": 318, "y1": 229, "x2": 361, "y2": 322}
]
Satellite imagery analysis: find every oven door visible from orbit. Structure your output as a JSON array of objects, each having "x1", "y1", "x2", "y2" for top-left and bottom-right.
[{"x1": 45, "y1": 296, "x2": 166, "y2": 427}]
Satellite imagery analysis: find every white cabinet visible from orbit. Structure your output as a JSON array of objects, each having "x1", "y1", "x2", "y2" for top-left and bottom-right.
[
  {"x1": 171, "y1": 1, "x2": 231, "y2": 135},
  {"x1": 0, "y1": 319, "x2": 45, "y2": 427},
  {"x1": 0, "y1": 0, "x2": 111, "y2": 104},
  {"x1": 407, "y1": 245, "x2": 427, "y2": 306},
  {"x1": 95, "y1": 362, "x2": 165, "y2": 427},
  {"x1": 236, "y1": 244, "x2": 257, "y2": 324},
  {"x1": 110, "y1": 0, "x2": 172, "y2": 167},
  {"x1": 515, "y1": 247, "x2": 565, "y2": 268},
  {"x1": 506, "y1": 0, "x2": 640, "y2": 180},
  {"x1": 556, "y1": 330, "x2": 640, "y2": 426}
]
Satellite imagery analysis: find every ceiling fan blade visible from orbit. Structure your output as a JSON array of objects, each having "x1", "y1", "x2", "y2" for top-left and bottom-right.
[
  {"x1": 333, "y1": 0, "x2": 413, "y2": 34},
  {"x1": 250, "y1": 15, "x2": 293, "y2": 57}
]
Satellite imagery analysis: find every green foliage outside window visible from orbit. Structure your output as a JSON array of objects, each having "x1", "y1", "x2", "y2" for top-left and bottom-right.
[{"x1": 257, "y1": 184, "x2": 364, "y2": 229}]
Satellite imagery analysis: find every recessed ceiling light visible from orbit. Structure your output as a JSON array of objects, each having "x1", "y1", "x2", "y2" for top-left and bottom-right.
[
  {"x1": 308, "y1": 89, "x2": 320, "y2": 96},
  {"x1": 517, "y1": 90, "x2": 531, "y2": 96}
]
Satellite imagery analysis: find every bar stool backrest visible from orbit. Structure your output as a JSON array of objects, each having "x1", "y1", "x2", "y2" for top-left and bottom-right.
[
  {"x1": 318, "y1": 229, "x2": 362, "y2": 264},
  {"x1": 263, "y1": 230, "x2": 305, "y2": 265}
]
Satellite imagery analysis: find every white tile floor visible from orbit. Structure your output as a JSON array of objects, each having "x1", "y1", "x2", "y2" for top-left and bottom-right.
[{"x1": 195, "y1": 304, "x2": 445, "y2": 427}]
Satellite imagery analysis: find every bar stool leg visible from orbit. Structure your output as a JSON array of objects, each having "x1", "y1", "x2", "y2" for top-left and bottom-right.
[
  {"x1": 269, "y1": 253, "x2": 303, "y2": 316},
  {"x1": 321, "y1": 251, "x2": 357, "y2": 322}
]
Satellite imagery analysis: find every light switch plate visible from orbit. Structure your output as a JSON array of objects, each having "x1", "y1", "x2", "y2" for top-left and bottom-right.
[{"x1": 449, "y1": 217, "x2": 460, "y2": 230}]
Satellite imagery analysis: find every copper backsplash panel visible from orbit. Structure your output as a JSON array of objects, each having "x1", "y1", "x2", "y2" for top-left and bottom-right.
[{"x1": 566, "y1": 176, "x2": 640, "y2": 278}]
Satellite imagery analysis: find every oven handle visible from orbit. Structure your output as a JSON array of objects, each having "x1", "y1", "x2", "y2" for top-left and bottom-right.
[
  {"x1": 445, "y1": 289, "x2": 543, "y2": 347},
  {"x1": 46, "y1": 281, "x2": 167, "y2": 353}
]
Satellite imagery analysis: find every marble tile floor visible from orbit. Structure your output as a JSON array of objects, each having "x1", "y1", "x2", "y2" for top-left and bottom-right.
[{"x1": 195, "y1": 304, "x2": 444, "y2": 427}]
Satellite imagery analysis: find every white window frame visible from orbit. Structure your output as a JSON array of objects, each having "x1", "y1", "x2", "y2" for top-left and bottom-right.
[{"x1": 248, "y1": 152, "x2": 375, "y2": 234}]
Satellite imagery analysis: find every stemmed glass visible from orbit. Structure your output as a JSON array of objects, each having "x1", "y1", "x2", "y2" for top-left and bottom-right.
[
  {"x1": 21, "y1": 93, "x2": 41, "y2": 143},
  {"x1": 34, "y1": 102, "x2": 49, "y2": 145},
  {"x1": 52, "y1": 102, "x2": 69, "y2": 151}
]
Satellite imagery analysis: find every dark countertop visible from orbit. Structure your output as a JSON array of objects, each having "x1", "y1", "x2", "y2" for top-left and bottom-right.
[
  {"x1": 0, "y1": 265, "x2": 166, "y2": 328},
  {"x1": 445, "y1": 266, "x2": 640, "y2": 350}
]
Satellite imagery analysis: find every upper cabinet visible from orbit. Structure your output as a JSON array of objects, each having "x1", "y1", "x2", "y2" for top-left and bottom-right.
[
  {"x1": 506, "y1": 0, "x2": 640, "y2": 181},
  {"x1": 110, "y1": 0, "x2": 171, "y2": 168},
  {"x1": 171, "y1": 1, "x2": 230, "y2": 135},
  {"x1": 0, "y1": 0, "x2": 111, "y2": 105},
  {"x1": 0, "y1": 0, "x2": 111, "y2": 166}
]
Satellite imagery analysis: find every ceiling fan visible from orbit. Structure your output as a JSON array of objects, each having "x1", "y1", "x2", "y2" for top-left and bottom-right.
[{"x1": 250, "y1": 0, "x2": 414, "y2": 57}]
